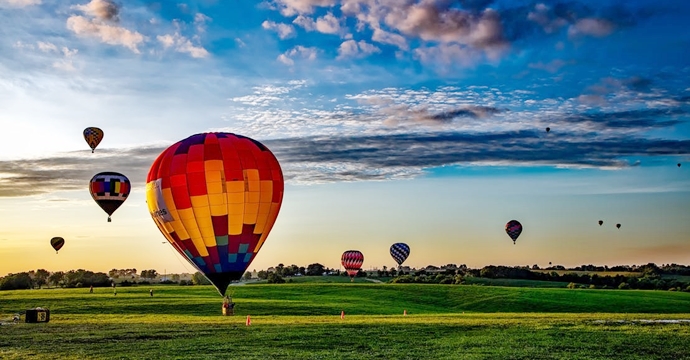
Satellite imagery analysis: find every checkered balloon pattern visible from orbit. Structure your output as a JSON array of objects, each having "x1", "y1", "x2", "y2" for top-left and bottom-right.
[
  {"x1": 145, "y1": 133, "x2": 284, "y2": 296},
  {"x1": 505, "y1": 220, "x2": 522, "y2": 244},
  {"x1": 89, "y1": 172, "x2": 130, "y2": 221},
  {"x1": 389, "y1": 242, "x2": 410, "y2": 266},
  {"x1": 341, "y1": 250, "x2": 364, "y2": 279},
  {"x1": 83, "y1": 127, "x2": 103, "y2": 153}
]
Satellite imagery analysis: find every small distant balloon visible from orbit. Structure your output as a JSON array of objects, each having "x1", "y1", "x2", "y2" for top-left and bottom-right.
[
  {"x1": 341, "y1": 250, "x2": 364, "y2": 282},
  {"x1": 616, "y1": 223, "x2": 621, "y2": 229},
  {"x1": 90, "y1": 172, "x2": 130, "y2": 222},
  {"x1": 50, "y1": 237, "x2": 65, "y2": 254},
  {"x1": 83, "y1": 127, "x2": 104, "y2": 153},
  {"x1": 505, "y1": 220, "x2": 522, "y2": 245},
  {"x1": 598, "y1": 220, "x2": 603, "y2": 226},
  {"x1": 679, "y1": 163, "x2": 682, "y2": 168},
  {"x1": 545, "y1": 127, "x2": 551, "y2": 133},
  {"x1": 390, "y1": 243, "x2": 410, "y2": 266}
]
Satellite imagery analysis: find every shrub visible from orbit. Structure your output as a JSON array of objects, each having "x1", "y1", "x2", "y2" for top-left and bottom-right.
[
  {"x1": 618, "y1": 282, "x2": 630, "y2": 289},
  {"x1": 589, "y1": 285, "x2": 596, "y2": 289},
  {"x1": 567, "y1": 282, "x2": 577, "y2": 289}
]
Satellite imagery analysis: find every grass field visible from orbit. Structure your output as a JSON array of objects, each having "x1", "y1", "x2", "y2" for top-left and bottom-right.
[
  {"x1": 1, "y1": 284, "x2": 690, "y2": 359},
  {"x1": 531, "y1": 270, "x2": 642, "y2": 277}
]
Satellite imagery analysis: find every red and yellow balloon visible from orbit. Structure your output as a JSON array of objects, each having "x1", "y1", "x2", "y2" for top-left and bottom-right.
[{"x1": 146, "y1": 133, "x2": 284, "y2": 296}]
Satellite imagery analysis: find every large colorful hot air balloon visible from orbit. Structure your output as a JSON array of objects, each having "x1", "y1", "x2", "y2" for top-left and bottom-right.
[
  {"x1": 145, "y1": 133, "x2": 284, "y2": 296},
  {"x1": 341, "y1": 250, "x2": 364, "y2": 282},
  {"x1": 90, "y1": 172, "x2": 130, "y2": 222},
  {"x1": 390, "y1": 243, "x2": 410, "y2": 266},
  {"x1": 505, "y1": 220, "x2": 522, "y2": 245},
  {"x1": 50, "y1": 237, "x2": 65, "y2": 254},
  {"x1": 83, "y1": 127, "x2": 104, "y2": 153}
]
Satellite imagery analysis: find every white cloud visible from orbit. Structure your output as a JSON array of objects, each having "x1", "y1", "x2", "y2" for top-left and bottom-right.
[
  {"x1": 67, "y1": 15, "x2": 145, "y2": 53},
  {"x1": 194, "y1": 13, "x2": 212, "y2": 33},
  {"x1": 37, "y1": 41, "x2": 58, "y2": 53},
  {"x1": 277, "y1": 45, "x2": 318, "y2": 65},
  {"x1": 337, "y1": 39, "x2": 380, "y2": 59},
  {"x1": 274, "y1": 0, "x2": 336, "y2": 16},
  {"x1": 568, "y1": 18, "x2": 615, "y2": 39},
  {"x1": 262, "y1": 20, "x2": 296, "y2": 39},
  {"x1": 0, "y1": 0, "x2": 41, "y2": 7},
  {"x1": 73, "y1": 0, "x2": 119, "y2": 22},
  {"x1": 157, "y1": 32, "x2": 209, "y2": 58}
]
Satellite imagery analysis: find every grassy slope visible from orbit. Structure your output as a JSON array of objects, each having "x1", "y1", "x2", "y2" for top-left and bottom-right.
[{"x1": 1, "y1": 285, "x2": 689, "y2": 359}]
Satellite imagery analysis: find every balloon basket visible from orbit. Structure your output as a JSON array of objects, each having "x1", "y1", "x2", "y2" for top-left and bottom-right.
[{"x1": 107, "y1": 217, "x2": 112, "y2": 223}]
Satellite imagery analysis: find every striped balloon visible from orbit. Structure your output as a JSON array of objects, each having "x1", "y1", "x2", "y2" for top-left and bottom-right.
[
  {"x1": 146, "y1": 133, "x2": 284, "y2": 296},
  {"x1": 341, "y1": 250, "x2": 364, "y2": 281},
  {"x1": 89, "y1": 172, "x2": 130, "y2": 222},
  {"x1": 390, "y1": 243, "x2": 410, "y2": 266},
  {"x1": 50, "y1": 237, "x2": 65, "y2": 254},
  {"x1": 505, "y1": 220, "x2": 522, "y2": 244}
]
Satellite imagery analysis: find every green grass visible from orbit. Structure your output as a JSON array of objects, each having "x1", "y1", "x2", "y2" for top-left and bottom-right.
[
  {"x1": 1, "y1": 284, "x2": 689, "y2": 359},
  {"x1": 532, "y1": 270, "x2": 642, "y2": 277},
  {"x1": 463, "y1": 277, "x2": 572, "y2": 288}
]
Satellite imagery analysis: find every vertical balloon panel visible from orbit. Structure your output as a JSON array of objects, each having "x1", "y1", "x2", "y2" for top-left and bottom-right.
[{"x1": 146, "y1": 133, "x2": 284, "y2": 296}]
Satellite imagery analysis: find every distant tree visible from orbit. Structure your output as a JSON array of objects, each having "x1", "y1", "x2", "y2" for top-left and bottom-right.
[
  {"x1": 171, "y1": 274, "x2": 181, "y2": 282},
  {"x1": 567, "y1": 282, "x2": 577, "y2": 289},
  {"x1": 267, "y1": 272, "x2": 285, "y2": 284},
  {"x1": 34, "y1": 269, "x2": 50, "y2": 289},
  {"x1": 243, "y1": 272, "x2": 252, "y2": 281},
  {"x1": 48, "y1": 271, "x2": 65, "y2": 287},
  {"x1": 141, "y1": 269, "x2": 158, "y2": 280},
  {"x1": 618, "y1": 282, "x2": 630, "y2": 290},
  {"x1": 192, "y1": 272, "x2": 211, "y2": 285},
  {"x1": 306, "y1": 263, "x2": 326, "y2": 276},
  {"x1": 0, "y1": 272, "x2": 33, "y2": 290},
  {"x1": 257, "y1": 270, "x2": 268, "y2": 280}
]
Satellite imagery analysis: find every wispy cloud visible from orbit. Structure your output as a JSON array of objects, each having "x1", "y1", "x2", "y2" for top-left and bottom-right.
[{"x1": 0, "y1": 0, "x2": 41, "y2": 7}]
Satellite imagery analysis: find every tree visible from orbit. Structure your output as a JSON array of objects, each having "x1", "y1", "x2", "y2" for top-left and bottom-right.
[
  {"x1": 306, "y1": 263, "x2": 326, "y2": 276},
  {"x1": 267, "y1": 272, "x2": 285, "y2": 284},
  {"x1": 49, "y1": 271, "x2": 65, "y2": 287},
  {"x1": 141, "y1": 269, "x2": 158, "y2": 280},
  {"x1": 192, "y1": 272, "x2": 211, "y2": 285},
  {"x1": 243, "y1": 272, "x2": 253, "y2": 281},
  {"x1": 34, "y1": 269, "x2": 50, "y2": 289},
  {"x1": 257, "y1": 270, "x2": 268, "y2": 280}
]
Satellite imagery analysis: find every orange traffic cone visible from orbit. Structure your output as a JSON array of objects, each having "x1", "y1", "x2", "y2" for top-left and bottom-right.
[
  {"x1": 246, "y1": 315, "x2": 251, "y2": 326},
  {"x1": 341, "y1": 310, "x2": 345, "y2": 320},
  {"x1": 404, "y1": 309, "x2": 407, "y2": 316}
]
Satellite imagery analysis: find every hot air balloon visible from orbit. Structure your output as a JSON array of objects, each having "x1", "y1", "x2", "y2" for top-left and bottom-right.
[
  {"x1": 83, "y1": 127, "x2": 104, "y2": 153},
  {"x1": 505, "y1": 220, "x2": 522, "y2": 245},
  {"x1": 90, "y1": 172, "x2": 130, "y2": 222},
  {"x1": 50, "y1": 237, "x2": 65, "y2": 254},
  {"x1": 390, "y1": 243, "x2": 410, "y2": 266},
  {"x1": 545, "y1": 127, "x2": 550, "y2": 133},
  {"x1": 598, "y1": 220, "x2": 603, "y2": 226},
  {"x1": 145, "y1": 133, "x2": 284, "y2": 297},
  {"x1": 341, "y1": 250, "x2": 364, "y2": 282},
  {"x1": 679, "y1": 163, "x2": 682, "y2": 168},
  {"x1": 616, "y1": 223, "x2": 621, "y2": 229}
]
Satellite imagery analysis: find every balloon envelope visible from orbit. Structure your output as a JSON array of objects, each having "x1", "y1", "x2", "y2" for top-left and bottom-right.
[
  {"x1": 341, "y1": 250, "x2": 364, "y2": 279},
  {"x1": 146, "y1": 133, "x2": 284, "y2": 296},
  {"x1": 616, "y1": 223, "x2": 621, "y2": 229},
  {"x1": 505, "y1": 220, "x2": 522, "y2": 244},
  {"x1": 390, "y1": 243, "x2": 410, "y2": 266},
  {"x1": 83, "y1": 127, "x2": 103, "y2": 153},
  {"x1": 90, "y1": 172, "x2": 130, "y2": 222},
  {"x1": 50, "y1": 237, "x2": 65, "y2": 253},
  {"x1": 598, "y1": 220, "x2": 603, "y2": 226},
  {"x1": 545, "y1": 127, "x2": 550, "y2": 133}
]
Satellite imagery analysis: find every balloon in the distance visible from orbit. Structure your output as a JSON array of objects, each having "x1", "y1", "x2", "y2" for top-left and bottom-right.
[
  {"x1": 598, "y1": 220, "x2": 603, "y2": 226},
  {"x1": 390, "y1": 243, "x2": 410, "y2": 266},
  {"x1": 679, "y1": 163, "x2": 682, "y2": 168},
  {"x1": 341, "y1": 250, "x2": 364, "y2": 281},
  {"x1": 505, "y1": 220, "x2": 522, "y2": 244},
  {"x1": 146, "y1": 133, "x2": 284, "y2": 296},
  {"x1": 616, "y1": 223, "x2": 621, "y2": 229},
  {"x1": 90, "y1": 172, "x2": 130, "y2": 222},
  {"x1": 83, "y1": 127, "x2": 104, "y2": 153},
  {"x1": 50, "y1": 237, "x2": 65, "y2": 254},
  {"x1": 545, "y1": 127, "x2": 551, "y2": 133}
]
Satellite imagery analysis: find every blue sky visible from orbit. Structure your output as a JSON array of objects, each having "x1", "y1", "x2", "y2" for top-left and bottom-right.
[{"x1": 0, "y1": 0, "x2": 689, "y2": 276}]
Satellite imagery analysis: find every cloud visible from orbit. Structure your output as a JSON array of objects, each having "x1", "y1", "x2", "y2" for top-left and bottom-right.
[
  {"x1": 14, "y1": 41, "x2": 79, "y2": 71},
  {"x1": 336, "y1": 39, "x2": 380, "y2": 59},
  {"x1": 568, "y1": 18, "x2": 615, "y2": 38},
  {"x1": 73, "y1": 0, "x2": 120, "y2": 22},
  {"x1": 274, "y1": 0, "x2": 336, "y2": 16},
  {"x1": 67, "y1": 15, "x2": 145, "y2": 53},
  {"x1": 528, "y1": 59, "x2": 569, "y2": 73},
  {"x1": 262, "y1": 20, "x2": 296, "y2": 39},
  {"x1": 157, "y1": 32, "x2": 209, "y2": 58},
  {"x1": 0, "y1": 0, "x2": 41, "y2": 7},
  {"x1": 277, "y1": 45, "x2": 318, "y2": 65}
]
